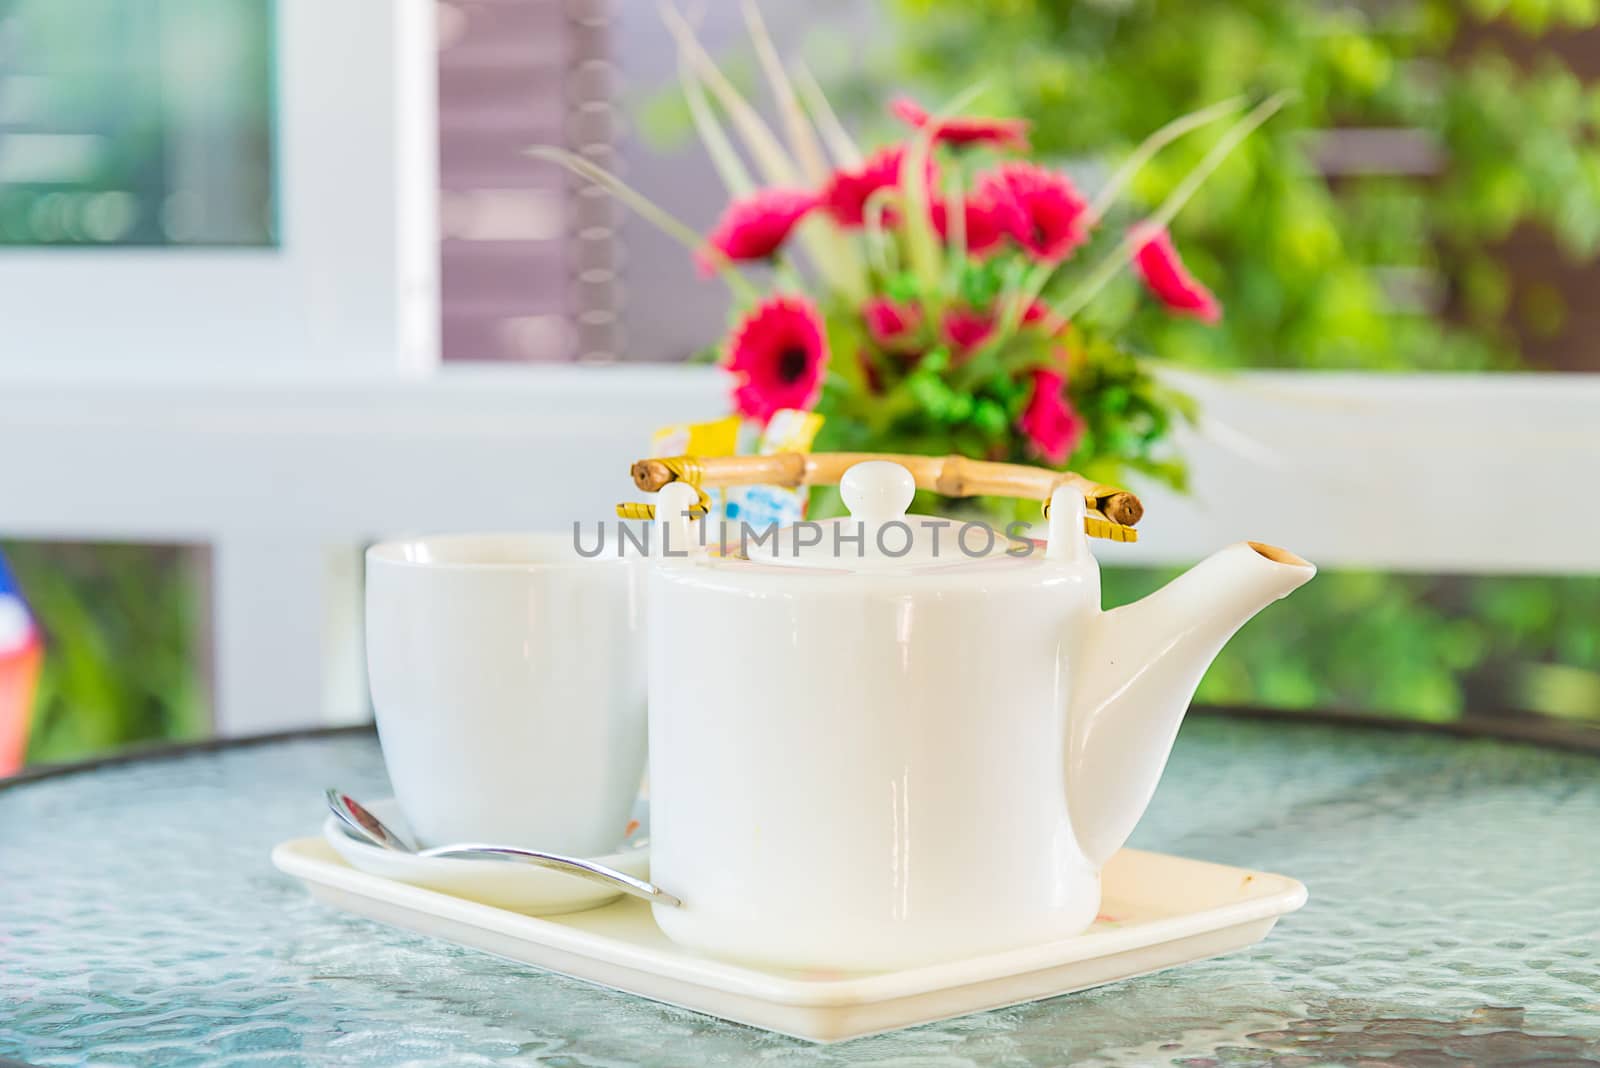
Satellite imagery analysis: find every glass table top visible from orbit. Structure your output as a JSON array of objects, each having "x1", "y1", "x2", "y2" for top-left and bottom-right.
[{"x1": 3, "y1": 716, "x2": 1598, "y2": 1066}]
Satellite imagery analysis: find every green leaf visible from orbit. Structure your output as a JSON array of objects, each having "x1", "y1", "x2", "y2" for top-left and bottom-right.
[
  {"x1": 900, "y1": 127, "x2": 944, "y2": 310},
  {"x1": 882, "y1": 272, "x2": 919, "y2": 304},
  {"x1": 823, "y1": 307, "x2": 868, "y2": 394},
  {"x1": 973, "y1": 398, "x2": 1009, "y2": 434}
]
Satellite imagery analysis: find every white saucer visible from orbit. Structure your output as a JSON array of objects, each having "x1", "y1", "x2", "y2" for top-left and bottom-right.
[{"x1": 322, "y1": 798, "x2": 650, "y2": 915}]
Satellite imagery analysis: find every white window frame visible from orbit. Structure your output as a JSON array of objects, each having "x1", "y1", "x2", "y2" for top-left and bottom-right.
[
  {"x1": 1136, "y1": 370, "x2": 1600, "y2": 576},
  {"x1": 0, "y1": 0, "x2": 439, "y2": 376}
]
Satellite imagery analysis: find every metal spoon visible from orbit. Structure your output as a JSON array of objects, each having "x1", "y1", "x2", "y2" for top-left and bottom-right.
[{"x1": 325, "y1": 789, "x2": 681, "y2": 907}]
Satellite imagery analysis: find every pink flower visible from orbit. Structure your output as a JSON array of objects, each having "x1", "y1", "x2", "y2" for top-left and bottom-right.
[
  {"x1": 821, "y1": 146, "x2": 906, "y2": 227},
  {"x1": 1131, "y1": 225, "x2": 1221, "y2": 323},
  {"x1": 978, "y1": 164, "x2": 1089, "y2": 262},
  {"x1": 724, "y1": 296, "x2": 831, "y2": 423},
  {"x1": 697, "y1": 189, "x2": 818, "y2": 275},
  {"x1": 1019, "y1": 368, "x2": 1083, "y2": 465},
  {"x1": 930, "y1": 190, "x2": 1026, "y2": 257},
  {"x1": 941, "y1": 307, "x2": 996, "y2": 357},
  {"x1": 864, "y1": 297, "x2": 922, "y2": 349},
  {"x1": 821, "y1": 145, "x2": 937, "y2": 228},
  {"x1": 890, "y1": 97, "x2": 1030, "y2": 152}
]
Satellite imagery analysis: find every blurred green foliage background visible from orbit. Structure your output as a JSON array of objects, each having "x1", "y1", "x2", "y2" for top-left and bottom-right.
[
  {"x1": 870, "y1": 0, "x2": 1600, "y2": 372},
  {"x1": 6, "y1": 0, "x2": 1599, "y2": 766},
  {"x1": 1109, "y1": 566, "x2": 1600, "y2": 725},
  {"x1": 4, "y1": 542, "x2": 206, "y2": 763},
  {"x1": 863, "y1": 0, "x2": 1600, "y2": 730}
]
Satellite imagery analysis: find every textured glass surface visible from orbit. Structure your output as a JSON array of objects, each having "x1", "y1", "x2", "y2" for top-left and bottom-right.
[{"x1": 3, "y1": 718, "x2": 1598, "y2": 1066}]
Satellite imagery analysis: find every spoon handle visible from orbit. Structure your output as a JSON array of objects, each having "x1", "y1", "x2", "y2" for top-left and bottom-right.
[{"x1": 423, "y1": 844, "x2": 682, "y2": 908}]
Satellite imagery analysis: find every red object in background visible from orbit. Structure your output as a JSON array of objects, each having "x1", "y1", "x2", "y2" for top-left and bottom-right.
[
  {"x1": 0, "y1": 641, "x2": 41, "y2": 774},
  {"x1": 698, "y1": 188, "x2": 820, "y2": 274},
  {"x1": 1019, "y1": 368, "x2": 1085, "y2": 465},
  {"x1": 977, "y1": 163, "x2": 1090, "y2": 264},
  {"x1": 889, "y1": 97, "x2": 1031, "y2": 151},
  {"x1": 726, "y1": 295, "x2": 831, "y2": 423},
  {"x1": 820, "y1": 146, "x2": 912, "y2": 227},
  {"x1": 0, "y1": 553, "x2": 40, "y2": 774},
  {"x1": 1131, "y1": 224, "x2": 1222, "y2": 323}
]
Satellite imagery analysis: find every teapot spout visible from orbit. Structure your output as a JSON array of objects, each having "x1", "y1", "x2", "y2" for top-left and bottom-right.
[{"x1": 1068, "y1": 541, "x2": 1315, "y2": 865}]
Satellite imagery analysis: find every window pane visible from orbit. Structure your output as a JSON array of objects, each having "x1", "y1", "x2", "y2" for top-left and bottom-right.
[{"x1": 0, "y1": 0, "x2": 275, "y2": 247}]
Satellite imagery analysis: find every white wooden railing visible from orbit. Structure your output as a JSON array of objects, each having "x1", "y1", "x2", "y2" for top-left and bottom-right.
[
  {"x1": 3, "y1": 365, "x2": 1595, "y2": 736},
  {"x1": 0, "y1": 366, "x2": 722, "y2": 735}
]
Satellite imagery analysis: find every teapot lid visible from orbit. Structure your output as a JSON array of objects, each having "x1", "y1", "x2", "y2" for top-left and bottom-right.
[{"x1": 711, "y1": 461, "x2": 1030, "y2": 572}]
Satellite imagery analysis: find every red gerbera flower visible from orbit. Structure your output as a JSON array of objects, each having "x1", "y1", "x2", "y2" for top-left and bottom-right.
[
  {"x1": 978, "y1": 164, "x2": 1089, "y2": 263},
  {"x1": 941, "y1": 306, "x2": 996, "y2": 358},
  {"x1": 930, "y1": 190, "x2": 1026, "y2": 257},
  {"x1": 1131, "y1": 225, "x2": 1221, "y2": 323},
  {"x1": 890, "y1": 97, "x2": 1030, "y2": 152},
  {"x1": 820, "y1": 146, "x2": 906, "y2": 227},
  {"x1": 864, "y1": 297, "x2": 922, "y2": 349},
  {"x1": 1019, "y1": 368, "x2": 1083, "y2": 465},
  {"x1": 724, "y1": 296, "x2": 830, "y2": 423},
  {"x1": 821, "y1": 146, "x2": 936, "y2": 228},
  {"x1": 697, "y1": 188, "x2": 818, "y2": 276}
]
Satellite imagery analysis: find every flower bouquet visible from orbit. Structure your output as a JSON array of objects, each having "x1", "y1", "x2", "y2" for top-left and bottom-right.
[{"x1": 533, "y1": 5, "x2": 1287, "y2": 517}]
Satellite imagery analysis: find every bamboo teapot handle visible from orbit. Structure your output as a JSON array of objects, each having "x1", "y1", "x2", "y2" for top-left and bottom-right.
[{"x1": 622, "y1": 452, "x2": 1142, "y2": 543}]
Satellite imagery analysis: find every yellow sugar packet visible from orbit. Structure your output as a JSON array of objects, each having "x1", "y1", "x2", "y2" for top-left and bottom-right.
[
  {"x1": 650, "y1": 415, "x2": 742, "y2": 460},
  {"x1": 758, "y1": 410, "x2": 823, "y2": 455},
  {"x1": 726, "y1": 410, "x2": 825, "y2": 530},
  {"x1": 649, "y1": 415, "x2": 742, "y2": 525}
]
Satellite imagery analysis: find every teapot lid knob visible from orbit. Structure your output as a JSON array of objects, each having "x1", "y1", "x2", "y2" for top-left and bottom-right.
[{"x1": 840, "y1": 461, "x2": 915, "y2": 524}]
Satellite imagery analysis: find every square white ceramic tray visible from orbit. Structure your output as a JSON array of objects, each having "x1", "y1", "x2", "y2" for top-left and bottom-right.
[{"x1": 273, "y1": 837, "x2": 1305, "y2": 1043}]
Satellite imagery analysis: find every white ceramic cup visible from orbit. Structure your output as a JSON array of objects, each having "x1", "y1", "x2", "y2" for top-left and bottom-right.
[{"x1": 366, "y1": 533, "x2": 645, "y2": 855}]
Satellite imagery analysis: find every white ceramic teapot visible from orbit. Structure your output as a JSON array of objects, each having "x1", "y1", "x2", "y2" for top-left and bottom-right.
[{"x1": 645, "y1": 460, "x2": 1314, "y2": 971}]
